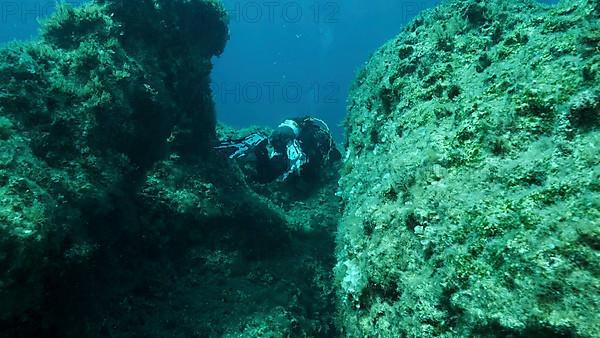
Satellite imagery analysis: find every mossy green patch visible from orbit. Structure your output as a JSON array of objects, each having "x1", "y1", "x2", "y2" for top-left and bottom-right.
[
  {"x1": 0, "y1": 2, "x2": 338, "y2": 335},
  {"x1": 337, "y1": 0, "x2": 599, "y2": 336}
]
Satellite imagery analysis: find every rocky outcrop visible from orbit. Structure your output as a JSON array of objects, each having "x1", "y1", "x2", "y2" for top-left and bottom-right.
[
  {"x1": 0, "y1": 0, "x2": 227, "y2": 332},
  {"x1": 336, "y1": 0, "x2": 599, "y2": 336},
  {"x1": 0, "y1": 1, "x2": 337, "y2": 336}
]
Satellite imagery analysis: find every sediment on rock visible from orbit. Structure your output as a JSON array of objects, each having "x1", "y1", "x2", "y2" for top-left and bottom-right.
[{"x1": 336, "y1": 0, "x2": 599, "y2": 336}]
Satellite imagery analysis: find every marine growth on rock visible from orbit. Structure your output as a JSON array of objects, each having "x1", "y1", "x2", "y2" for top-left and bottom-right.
[{"x1": 336, "y1": 0, "x2": 599, "y2": 336}]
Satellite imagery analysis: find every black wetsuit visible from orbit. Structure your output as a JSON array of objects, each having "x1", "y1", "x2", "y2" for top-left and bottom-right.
[
  {"x1": 289, "y1": 117, "x2": 341, "y2": 179},
  {"x1": 216, "y1": 116, "x2": 340, "y2": 183}
]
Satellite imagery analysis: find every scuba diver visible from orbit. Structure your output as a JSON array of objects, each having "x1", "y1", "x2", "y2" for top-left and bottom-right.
[{"x1": 215, "y1": 116, "x2": 341, "y2": 183}]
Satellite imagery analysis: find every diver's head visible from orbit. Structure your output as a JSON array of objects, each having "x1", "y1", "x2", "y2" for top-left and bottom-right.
[
  {"x1": 270, "y1": 120, "x2": 299, "y2": 152},
  {"x1": 269, "y1": 127, "x2": 295, "y2": 152}
]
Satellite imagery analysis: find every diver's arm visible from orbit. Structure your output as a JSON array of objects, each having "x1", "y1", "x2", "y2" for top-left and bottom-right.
[{"x1": 214, "y1": 132, "x2": 268, "y2": 159}]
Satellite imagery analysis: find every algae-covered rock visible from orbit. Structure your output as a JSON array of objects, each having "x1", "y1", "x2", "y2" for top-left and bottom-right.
[
  {"x1": 0, "y1": 2, "x2": 338, "y2": 335},
  {"x1": 336, "y1": 0, "x2": 599, "y2": 336},
  {"x1": 0, "y1": 0, "x2": 228, "y2": 333},
  {"x1": 71, "y1": 151, "x2": 338, "y2": 337}
]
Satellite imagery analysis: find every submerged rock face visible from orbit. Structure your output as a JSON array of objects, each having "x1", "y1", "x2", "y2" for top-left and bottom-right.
[
  {"x1": 336, "y1": 0, "x2": 599, "y2": 336},
  {"x1": 0, "y1": 1, "x2": 338, "y2": 336},
  {"x1": 0, "y1": 0, "x2": 227, "y2": 331}
]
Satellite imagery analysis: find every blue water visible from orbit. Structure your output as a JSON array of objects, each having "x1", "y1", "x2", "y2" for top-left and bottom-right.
[
  {"x1": 0, "y1": 0, "x2": 561, "y2": 142},
  {"x1": 211, "y1": 0, "x2": 560, "y2": 141},
  {"x1": 212, "y1": 0, "x2": 441, "y2": 141}
]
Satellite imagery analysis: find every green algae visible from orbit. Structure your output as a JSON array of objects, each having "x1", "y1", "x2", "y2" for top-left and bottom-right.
[
  {"x1": 0, "y1": 0, "x2": 227, "y2": 332},
  {"x1": 336, "y1": 0, "x2": 599, "y2": 336},
  {"x1": 0, "y1": 1, "x2": 338, "y2": 336}
]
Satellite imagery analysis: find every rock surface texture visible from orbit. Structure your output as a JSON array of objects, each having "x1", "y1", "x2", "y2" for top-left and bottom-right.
[
  {"x1": 336, "y1": 0, "x2": 599, "y2": 336},
  {"x1": 0, "y1": 1, "x2": 337, "y2": 336}
]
